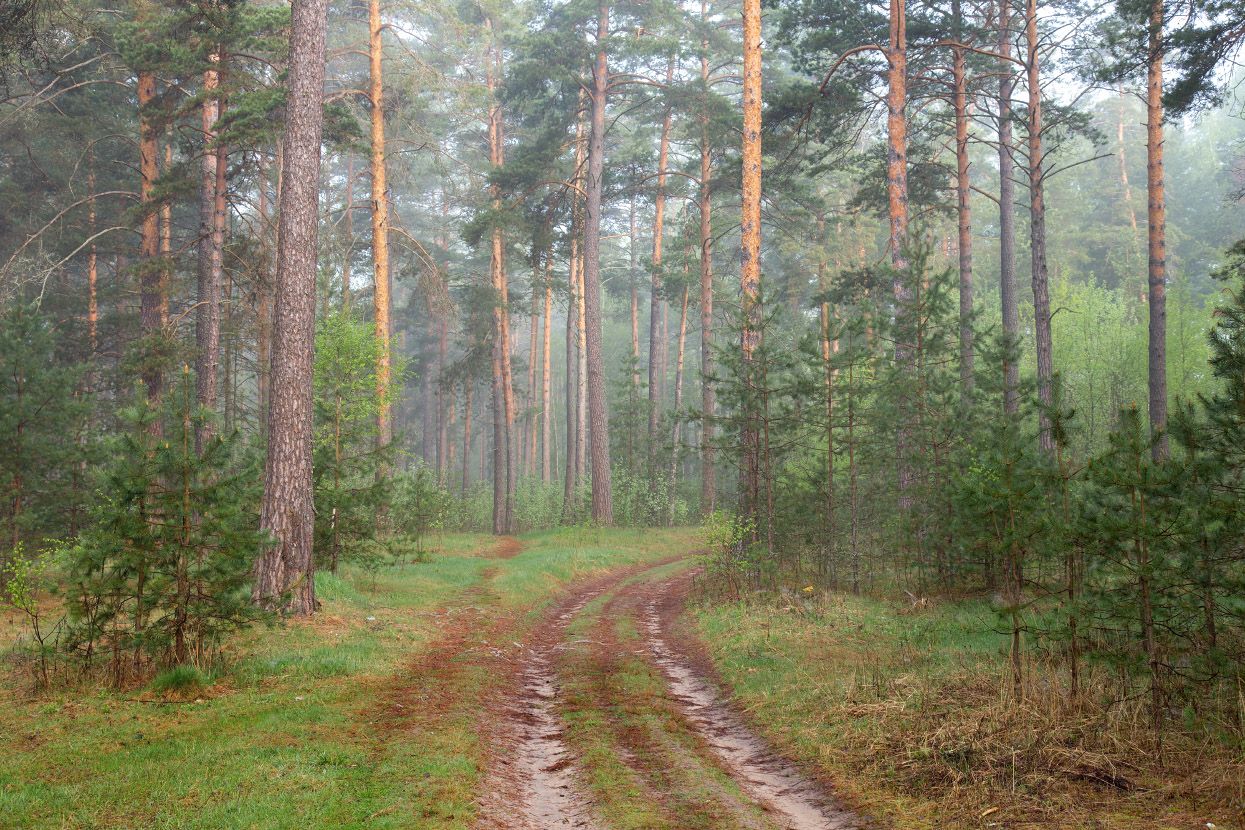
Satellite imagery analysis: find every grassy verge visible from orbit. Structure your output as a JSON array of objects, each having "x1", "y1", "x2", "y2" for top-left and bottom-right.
[
  {"x1": 0, "y1": 526, "x2": 698, "y2": 830},
  {"x1": 694, "y1": 590, "x2": 1243, "y2": 830}
]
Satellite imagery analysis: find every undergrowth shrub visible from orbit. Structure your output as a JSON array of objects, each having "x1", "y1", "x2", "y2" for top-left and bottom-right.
[{"x1": 61, "y1": 374, "x2": 267, "y2": 685}]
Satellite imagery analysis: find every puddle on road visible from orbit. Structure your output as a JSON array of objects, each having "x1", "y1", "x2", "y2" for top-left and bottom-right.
[{"x1": 642, "y1": 589, "x2": 860, "y2": 830}]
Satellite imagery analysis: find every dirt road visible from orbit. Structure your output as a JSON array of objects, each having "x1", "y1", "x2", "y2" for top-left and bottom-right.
[{"x1": 476, "y1": 557, "x2": 860, "y2": 830}]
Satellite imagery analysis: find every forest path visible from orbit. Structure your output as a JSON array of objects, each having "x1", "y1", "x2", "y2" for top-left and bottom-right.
[{"x1": 475, "y1": 556, "x2": 860, "y2": 830}]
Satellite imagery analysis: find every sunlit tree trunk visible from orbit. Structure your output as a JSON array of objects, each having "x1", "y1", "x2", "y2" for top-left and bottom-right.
[
  {"x1": 257, "y1": 155, "x2": 274, "y2": 422},
  {"x1": 951, "y1": 4, "x2": 973, "y2": 403},
  {"x1": 370, "y1": 0, "x2": 393, "y2": 455},
  {"x1": 563, "y1": 95, "x2": 587, "y2": 519},
  {"x1": 196, "y1": 44, "x2": 225, "y2": 451},
  {"x1": 648, "y1": 57, "x2": 674, "y2": 459},
  {"x1": 583, "y1": 1, "x2": 613, "y2": 523},
  {"x1": 487, "y1": 18, "x2": 516, "y2": 533},
  {"x1": 138, "y1": 70, "x2": 163, "y2": 412},
  {"x1": 527, "y1": 269, "x2": 539, "y2": 477},
  {"x1": 1025, "y1": 0, "x2": 1054, "y2": 455},
  {"x1": 1146, "y1": 0, "x2": 1168, "y2": 460},
  {"x1": 629, "y1": 193, "x2": 640, "y2": 400},
  {"x1": 542, "y1": 256, "x2": 553, "y2": 482},
  {"x1": 998, "y1": 0, "x2": 1020, "y2": 415},
  {"x1": 740, "y1": 0, "x2": 763, "y2": 528},
  {"x1": 699, "y1": 0, "x2": 716, "y2": 515},
  {"x1": 887, "y1": 0, "x2": 913, "y2": 508},
  {"x1": 667, "y1": 281, "x2": 689, "y2": 523},
  {"x1": 255, "y1": 0, "x2": 330, "y2": 616},
  {"x1": 161, "y1": 142, "x2": 172, "y2": 326}
]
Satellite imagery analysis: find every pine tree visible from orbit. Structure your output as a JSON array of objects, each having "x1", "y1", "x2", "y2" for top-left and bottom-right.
[
  {"x1": 63, "y1": 371, "x2": 266, "y2": 679},
  {"x1": 0, "y1": 304, "x2": 91, "y2": 556}
]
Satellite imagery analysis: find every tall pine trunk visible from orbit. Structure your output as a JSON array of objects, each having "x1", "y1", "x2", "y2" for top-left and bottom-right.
[
  {"x1": 563, "y1": 129, "x2": 583, "y2": 519},
  {"x1": 998, "y1": 0, "x2": 1020, "y2": 415},
  {"x1": 1146, "y1": 0, "x2": 1168, "y2": 459},
  {"x1": 1025, "y1": 0, "x2": 1054, "y2": 455},
  {"x1": 370, "y1": 0, "x2": 393, "y2": 455},
  {"x1": 487, "y1": 19, "x2": 516, "y2": 533},
  {"x1": 583, "y1": 9, "x2": 613, "y2": 523},
  {"x1": 138, "y1": 70, "x2": 163, "y2": 411},
  {"x1": 196, "y1": 45, "x2": 226, "y2": 451},
  {"x1": 887, "y1": 0, "x2": 913, "y2": 508},
  {"x1": 699, "y1": 0, "x2": 716, "y2": 515},
  {"x1": 255, "y1": 0, "x2": 330, "y2": 616},
  {"x1": 951, "y1": 9, "x2": 973, "y2": 402},
  {"x1": 542, "y1": 258, "x2": 553, "y2": 482},
  {"x1": 667, "y1": 282, "x2": 689, "y2": 523},
  {"x1": 740, "y1": 0, "x2": 763, "y2": 529},
  {"x1": 648, "y1": 57, "x2": 674, "y2": 460}
]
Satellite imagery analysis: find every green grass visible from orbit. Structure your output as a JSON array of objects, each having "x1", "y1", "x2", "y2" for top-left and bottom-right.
[
  {"x1": 0, "y1": 527, "x2": 698, "y2": 830},
  {"x1": 694, "y1": 589, "x2": 1242, "y2": 830}
]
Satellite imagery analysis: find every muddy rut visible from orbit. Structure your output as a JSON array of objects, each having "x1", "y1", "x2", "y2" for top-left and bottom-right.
[
  {"x1": 477, "y1": 559, "x2": 860, "y2": 830},
  {"x1": 642, "y1": 571, "x2": 860, "y2": 830}
]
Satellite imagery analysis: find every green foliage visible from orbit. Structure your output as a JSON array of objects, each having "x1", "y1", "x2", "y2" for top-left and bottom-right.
[
  {"x1": 389, "y1": 466, "x2": 452, "y2": 556},
  {"x1": 61, "y1": 373, "x2": 267, "y2": 680},
  {"x1": 313, "y1": 312, "x2": 395, "y2": 572},
  {"x1": 0, "y1": 303, "x2": 92, "y2": 558},
  {"x1": 1, "y1": 541, "x2": 61, "y2": 689}
]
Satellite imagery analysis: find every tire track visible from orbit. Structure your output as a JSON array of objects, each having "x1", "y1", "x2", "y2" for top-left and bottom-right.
[
  {"x1": 641, "y1": 570, "x2": 862, "y2": 830},
  {"x1": 476, "y1": 557, "x2": 682, "y2": 830}
]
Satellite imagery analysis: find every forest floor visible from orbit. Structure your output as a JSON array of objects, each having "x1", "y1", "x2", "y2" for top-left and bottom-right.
[{"x1": 1, "y1": 529, "x2": 1238, "y2": 829}]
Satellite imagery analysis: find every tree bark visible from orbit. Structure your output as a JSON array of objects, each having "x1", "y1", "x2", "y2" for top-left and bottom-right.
[
  {"x1": 196, "y1": 45, "x2": 226, "y2": 451},
  {"x1": 952, "y1": 12, "x2": 973, "y2": 403},
  {"x1": 1025, "y1": 0, "x2": 1054, "y2": 455},
  {"x1": 254, "y1": 0, "x2": 330, "y2": 617},
  {"x1": 740, "y1": 0, "x2": 763, "y2": 527},
  {"x1": 138, "y1": 70, "x2": 164, "y2": 411},
  {"x1": 257, "y1": 154, "x2": 274, "y2": 422},
  {"x1": 668, "y1": 281, "x2": 689, "y2": 523},
  {"x1": 699, "y1": 0, "x2": 716, "y2": 515},
  {"x1": 370, "y1": 0, "x2": 393, "y2": 454},
  {"x1": 648, "y1": 57, "x2": 674, "y2": 458},
  {"x1": 998, "y1": 0, "x2": 1020, "y2": 415},
  {"x1": 542, "y1": 257, "x2": 553, "y2": 482},
  {"x1": 629, "y1": 192, "x2": 640, "y2": 400},
  {"x1": 563, "y1": 118, "x2": 584, "y2": 517},
  {"x1": 487, "y1": 19, "x2": 516, "y2": 533},
  {"x1": 527, "y1": 271, "x2": 539, "y2": 477},
  {"x1": 1146, "y1": 0, "x2": 1168, "y2": 459},
  {"x1": 887, "y1": 0, "x2": 913, "y2": 507},
  {"x1": 580, "y1": 0, "x2": 614, "y2": 523}
]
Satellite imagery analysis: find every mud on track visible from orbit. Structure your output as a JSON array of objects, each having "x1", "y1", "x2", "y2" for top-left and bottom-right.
[
  {"x1": 475, "y1": 557, "x2": 681, "y2": 830},
  {"x1": 474, "y1": 557, "x2": 860, "y2": 830},
  {"x1": 641, "y1": 570, "x2": 861, "y2": 830}
]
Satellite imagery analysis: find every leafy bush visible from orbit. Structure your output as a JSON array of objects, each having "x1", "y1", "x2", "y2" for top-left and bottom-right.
[{"x1": 1, "y1": 543, "x2": 62, "y2": 690}]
